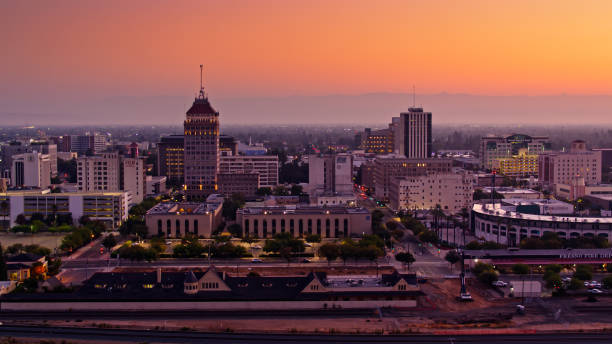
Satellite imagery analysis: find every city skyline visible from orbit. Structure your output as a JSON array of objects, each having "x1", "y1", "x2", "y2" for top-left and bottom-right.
[{"x1": 2, "y1": 1, "x2": 612, "y2": 125}]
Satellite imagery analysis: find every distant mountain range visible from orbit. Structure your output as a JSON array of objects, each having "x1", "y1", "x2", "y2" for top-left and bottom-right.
[{"x1": 2, "y1": 93, "x2": 612, "y2": 126}]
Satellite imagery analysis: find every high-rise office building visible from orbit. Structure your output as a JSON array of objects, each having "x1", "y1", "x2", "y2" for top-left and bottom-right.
[
  {"x1": 30, "y1": 141, "x2": 58, "y2": 177},
  {"x1": 70, "y1": 134, "x2": 106, "y2": 155},
  {"x1": 184, "y1": 67, "x2": 220, "y2": 199},
  {"x1": 398, "y1": 108, "x2": 432, "y2": 159},
  {"x1": 157, "y1": 135, "x2": 185, "y2": 185}
]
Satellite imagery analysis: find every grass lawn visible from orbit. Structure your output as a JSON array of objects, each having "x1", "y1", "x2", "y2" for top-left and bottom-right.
[{"x1": 0, "y1": 232, "x2": 65, "y2": 250}]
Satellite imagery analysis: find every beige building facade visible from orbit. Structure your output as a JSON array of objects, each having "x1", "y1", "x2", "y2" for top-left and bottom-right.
[
  {"x1": 145, "y1": 201, "x2": 223, "y2": 238},
  {"x1": 388, "y1": 172, "x2": 473, "y2": 214},
  {"x1": 237, "y1": 206, "x2": 371, "y2": 238}
]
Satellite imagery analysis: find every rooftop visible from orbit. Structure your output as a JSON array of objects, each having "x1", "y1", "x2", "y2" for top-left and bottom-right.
[
  {"x1": 473, "y1": 202, "x2": 612, "y2": 224},
  {"x1": 239, "y1": 205, "x2": 370, "y2": 216},
  {"x1": 146, "y1": 202, "x2": 221, "y2": 215}
]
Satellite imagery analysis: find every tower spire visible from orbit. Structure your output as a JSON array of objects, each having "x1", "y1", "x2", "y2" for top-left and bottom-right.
[
  {"x1": 199, "y1": 64, "x2": 205, "y2": 99},
  {"x1": 412, "y1": 85, "x2": 416, "y2": 107}
]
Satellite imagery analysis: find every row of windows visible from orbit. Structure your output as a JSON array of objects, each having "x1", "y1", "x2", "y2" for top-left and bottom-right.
[
  {"x1": 244, "y1": 218, "x2": 349, "y2": 238},
  {"x1": 157, "y1": 219, "x2": 199, "y2": 237}
]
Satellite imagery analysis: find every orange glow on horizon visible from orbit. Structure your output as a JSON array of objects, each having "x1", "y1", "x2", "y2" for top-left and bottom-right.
[{"x1": 2, "y1": 0, "x2": 612, "y2": 99}]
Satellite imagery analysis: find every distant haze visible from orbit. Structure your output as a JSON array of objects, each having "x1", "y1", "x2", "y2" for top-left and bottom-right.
[{"x1": 1, "y1": 93, "x2": 612, "y2": 126}]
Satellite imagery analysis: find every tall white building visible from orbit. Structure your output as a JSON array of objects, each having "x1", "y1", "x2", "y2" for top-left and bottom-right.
[
  {"x1": 121, "y1": 157, "x2": 146, "y2": 204},
  {"x1": 10, "y1": 152, "x2": 51, "y2": 189},
  {"x1": 388, "y1": 172, "x2": 473, "y2": 214},
  {"x1": 77, "y1": 153, "x2": 145, "y2": 205},
  {"x1": 218, "y1": 155, "x2": 278, "y2": 188},
  {"x1": 398, "y1": 108, "x2": 432, "y2": 159},
  {"x1": 308, "y1": 153, "x2": 353, "y2": 195},
  {"x1": 77, "y1": 153, "x2": 121, "y2": 192}
]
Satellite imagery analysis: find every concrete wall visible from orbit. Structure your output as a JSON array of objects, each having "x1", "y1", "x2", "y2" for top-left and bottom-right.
[{"x1": 1, "y1": 300, "x2": 417, "y2": 312}]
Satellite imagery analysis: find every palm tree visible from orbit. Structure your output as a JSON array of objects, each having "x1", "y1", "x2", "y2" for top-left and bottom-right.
[{"x1": 431, "y1": 204, "x2": 444, "y2": 241}]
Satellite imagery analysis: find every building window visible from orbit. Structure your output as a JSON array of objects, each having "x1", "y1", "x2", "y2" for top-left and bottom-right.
[
  {"x1": 281, "y1": 219, "x2": 285, "y2": 233},
  {"x1": 157, "y1": 219, "x2": 163, "y2": 236},
  {"x1": 166, "y1": 220, "x2": 171, "y2": 238},
  {"x1": 244, "y1": 219, "x2": 249, "y2": 235},
  {"x1": 176, "y1": 220, "x2": 180, "y2": 237},
  {"x1": 308, "y1": 219, "x2": 312, "y2": 234},
  {"x1": 194, "y1": 220, "x2": 198, "y2": 235},
  {"x1": 290, "y1": 219, "x2": 295, "y2": 235},
  {"x1": 325, "y1": 219, "x2": 330, "y2": 238},
  {"x1": 185, "y1": 220, "x2": 190, "y2": 234},
  {"x1": 334, "y1": 219, "x2": 339, "y2": 237},
  {"x1": 299, "y1": 219, "x2": 304, "y2": 236},
  {"x1": 343, "y1": 219, "x2": 348, "y2": 237},
  {"x1": 263, "y1": 220, "x2": 268, "y2": 237},
  {"x1": 272, "y1": 219, "x2": 277, "y2": 234},
  {"x1": 317, "y1": 219, "x2": 321, "y2": 235},
  {"x1": 253, "y1": 219, "x2": 259, "y2": 237}
]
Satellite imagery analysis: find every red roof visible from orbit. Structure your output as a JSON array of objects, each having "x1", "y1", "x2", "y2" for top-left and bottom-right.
[{"x1": 186, "y1": 97, "x2": 217, "y2": 115}]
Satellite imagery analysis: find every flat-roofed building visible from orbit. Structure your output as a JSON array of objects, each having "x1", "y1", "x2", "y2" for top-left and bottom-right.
[
  {"x1": 0, "y1": 190, "x2": 128, "y2": 229},
  {"x1": 472, "y1": 200, "x2": 612, "y2": 246},
  {"x1": 372, "y1": 156, "x2": 452, "y2": 201},
  {"x1": 480, "y1": 134, "x2": 550, "y2": 169},
  {"x1": 480, "y1": 187, "x2": 542, "y2": 199},
  {"x1": 388, "y1": 172, "x2": 473, "y2": 214},
  {"x1": 237, "y1": 205, "x2": 371, "y2": 238},
  {"x1": 219, "y1": 155, "x2": 278, "y2": 188},
  {"x1": 538, "y1": 140, "x2": 602, "y2": 190},
  {"x1": 492, "y1": 149, "x2": 538, "y2": 177},
  {"x1": 217, "y1": 172, "x2": 259, "y2": 198},
  {"x1": 11, "y1": 152, "x2": 51, "y2": 189},
  {"x1": 145, "y1": 201, "x2": 223, "y2": 238},
  {"x1": 157, "y1": 135, "x2": 185, "y2": 185}
]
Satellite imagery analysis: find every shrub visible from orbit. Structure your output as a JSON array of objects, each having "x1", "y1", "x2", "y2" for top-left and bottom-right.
[{"x1": 573, "y1": 265, "x2": 593, "y2": 281}]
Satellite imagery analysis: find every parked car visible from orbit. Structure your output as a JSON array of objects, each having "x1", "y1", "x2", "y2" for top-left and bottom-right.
[
  {"x1": 251, "y1": 258, "x2": 264, "y2": 263},
  {"x1": 252, "y1": 245, "x2": 262, "y2": 249},
  {"x1": 588, "y1": 288, "x2": 604, "y2": 294},
  {"x1": 301, "y1": 258, "x2": 311, "y2": 263},
  {"x1": 561, "y1": 276, "x2": 572, "y2": 283},
  {"x1": 304, "y1": 243, "x2": 313, "y2": 247},
  {"x1": 492, "y1": 280, "x2": 508, "y2": 287}
]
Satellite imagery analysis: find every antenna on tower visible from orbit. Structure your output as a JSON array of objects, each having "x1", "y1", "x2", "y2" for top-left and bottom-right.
[
  {"x1": 412, "y1": 85, "x2": 416, "y2": 107},
  {"x1": 199, "y1": 64, "x2": 205, "y2": 99}
]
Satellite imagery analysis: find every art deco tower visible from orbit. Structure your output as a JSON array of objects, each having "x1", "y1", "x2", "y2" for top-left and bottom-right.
[{"x1": 184, "y1": 65, "x2": 220, "y2": 199}]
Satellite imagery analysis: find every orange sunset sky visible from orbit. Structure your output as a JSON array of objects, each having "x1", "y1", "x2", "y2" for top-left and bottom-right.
[{"x1": 2, "y1": 0, "x2": 612, "y2": 125}]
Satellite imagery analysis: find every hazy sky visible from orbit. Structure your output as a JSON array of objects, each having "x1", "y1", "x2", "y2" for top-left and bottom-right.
[{"x1": 2, "y1": 0, "x2": 612, "y2": 125}]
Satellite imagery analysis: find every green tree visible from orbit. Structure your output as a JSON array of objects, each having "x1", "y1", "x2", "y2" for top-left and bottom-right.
[
  {"x1": 102, "y1": 234, "x2": 117, "y2": 252},
  {"x1": 473, "y1": 262, "x2": 495, "y2": 275},
  {"x1": 305, "y1": 234, "x2": 321, "y2": 243},
  {"x1": 573, "y1": 264, "x2": 593, "y2": 281},
  {"x1": 602, "y1": 276, "x2": 612, "y2": 289},
  {"x1": 477, "y1": 270, "x2": 499, "y2": 285},
  {"x1": 418, "y1": 230, "x2": 439, "y2": 244},
  {"x1": 290, "y1": 184, "x2": 303, "y2": 196},
  {"x1": 568, "y1": 277, "x2": 584, "y2": 290},
  {"x1": 444, "y1": 250, "x2": 461, "y2": 271},
  {"x1": 227, "y1": 223, "x2": 243, "y2": 238},
  {"x1": 512, "y1": 263, "x2": 530, "y2": 275},
  {"x1": 273, "y1": 185, "x2": 289, "y2": 196},
  {"x1": 543, "y1": 272, "x2": 562, "y2": 290},
  {"x1": 319, "y1": 243, "x2": 340, "y2": 266},
  {"x1": 395, "y1": 252, "x2": 415, "y2": 270},
  {"x1": 0, "y1": 245, "x2": 7, "y2": 280},
  {"x1": 15, "y1": 214, "x2": 27, "y2": 226},
  {"x1": 255, "y1": 187, "x2": 272, "y2": 196},
  {"x1": 385, "y1": 221, "x2": 398, "y2": 231}
]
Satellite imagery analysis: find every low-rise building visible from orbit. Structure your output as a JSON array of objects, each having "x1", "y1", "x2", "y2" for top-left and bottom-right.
[
  {"x1": 6, "y1": 253, "x2": 47, "y2": 281},
  {"x1": 2, "y1": 267, "x2": 423, "y2": 311},
  {"x1": 237, "y1": 205, "x2": 371, "y2": 238},
  {"x1": 1, "y1": 190, "x2": 128, "y2": 228},
  {"x1": 480, "y1": 187, "x2": 542, "y2": 199},
  {"x1": 145, "y1": 201, "x2": 223, "y2": 238},
  {"x1": 554, "y1": 179, "x2": 612, "y2": 201},
  {"x1": 472, "y1": 201, "x2": 612, "y2": 246},
  {"x1": 388, "y1": 172, "x2": 473, "y2": 214}
]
